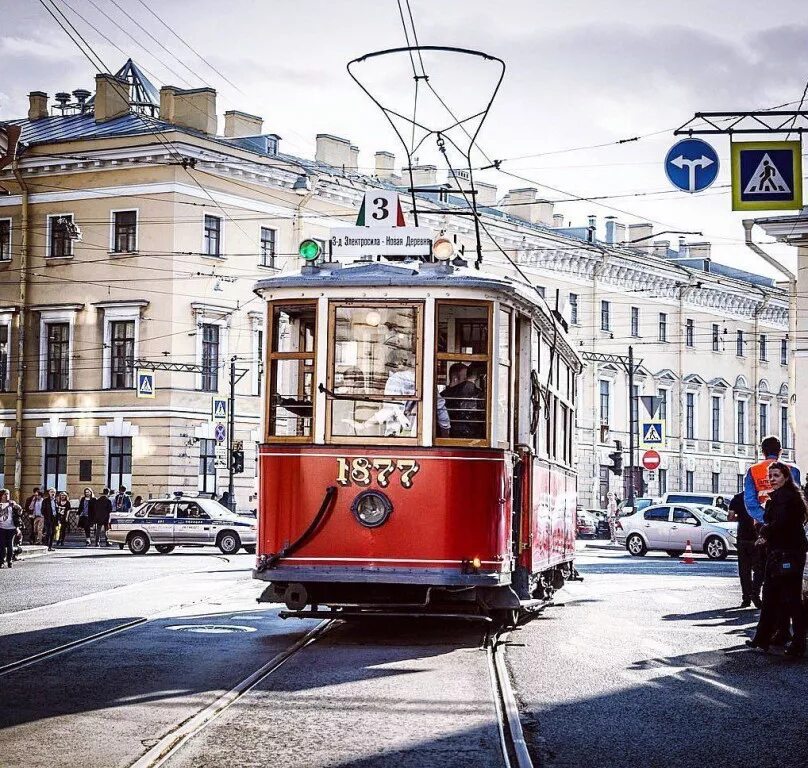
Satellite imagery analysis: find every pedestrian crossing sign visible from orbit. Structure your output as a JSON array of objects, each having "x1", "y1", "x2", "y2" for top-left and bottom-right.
[
  {"x1": 211, "y1": 397, "x2": 228, "y2": 420},
  {"x1": 136, "y1": 370, "x2": 155, "y2": 399},
  {"x1": 641, "y1": 420, "x2": 665, "y2": 448},
  {"x1": 731, "y1": 141, "x2": 803, "y2": 211}
]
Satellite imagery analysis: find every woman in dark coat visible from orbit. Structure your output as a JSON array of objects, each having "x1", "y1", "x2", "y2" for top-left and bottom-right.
[
  {"x1": 747, "y1": 461, "x2": 808, "y2": 657},
  {"x1": 55, "y1": 491, "x2": 71, "y2": 547},
  {"x1": 76, "y1": 488, "x2": 95, "y2": 546}
]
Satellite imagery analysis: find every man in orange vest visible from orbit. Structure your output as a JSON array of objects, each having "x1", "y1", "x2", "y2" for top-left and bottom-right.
[{"x1": 744, "y1": 435, "x2": 801, "y2": 523}]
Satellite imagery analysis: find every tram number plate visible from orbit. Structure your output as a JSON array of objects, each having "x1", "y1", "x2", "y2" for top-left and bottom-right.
[{"x1": 336, "y1": 457, "x2": 420, "y2": 489}]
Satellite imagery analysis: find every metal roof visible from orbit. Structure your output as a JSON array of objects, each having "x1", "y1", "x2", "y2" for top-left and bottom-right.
[{"x1": 8, "y1": 112, "x2": 177, "y2": 146}]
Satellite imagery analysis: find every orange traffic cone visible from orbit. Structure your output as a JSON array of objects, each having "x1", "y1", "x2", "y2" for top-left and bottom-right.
[{"x1": 681, "y1": 540, "x2": 695, "y2": 564}]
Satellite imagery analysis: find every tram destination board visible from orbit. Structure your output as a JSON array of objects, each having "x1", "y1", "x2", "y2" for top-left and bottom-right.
[{"x1": 330, "y1": 226, "x2": 433, "y2": 257}]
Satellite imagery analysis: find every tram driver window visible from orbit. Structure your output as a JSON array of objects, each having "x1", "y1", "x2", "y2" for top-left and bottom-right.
[
  {"x1": 329, "y1": 303, "x2": 421, "y2": 440},
  {"x1": 268, "y1": 302, "x2": 316, "y2": 439},
  {"x1": 434, "y1": 302, "x2": 490, "y2": 444}
]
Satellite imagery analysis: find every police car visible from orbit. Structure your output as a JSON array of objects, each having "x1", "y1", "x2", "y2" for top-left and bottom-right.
[{"x1": 108, "y1": 496, "x2": 257, "y2": 555}]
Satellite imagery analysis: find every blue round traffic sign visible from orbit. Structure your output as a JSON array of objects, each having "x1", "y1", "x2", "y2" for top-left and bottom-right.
[{"x1": 665, "y1": 138, "x2": 720, "y2": 193}]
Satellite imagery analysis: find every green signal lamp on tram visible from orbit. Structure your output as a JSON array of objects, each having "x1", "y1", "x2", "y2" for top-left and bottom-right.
[{"x1": 298, "y1": 238, "x2": 322, "y2": 262}]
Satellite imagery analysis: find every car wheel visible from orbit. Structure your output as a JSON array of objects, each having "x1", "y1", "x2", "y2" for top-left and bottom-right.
[
  {"x1": 666, "y1": 550, "x2": 683, "y2": 558},
  {"x1": 705, "y1": 536, "x2": 728, "y2": 560},
  {"x1": 243, "y1": 545, "x2": 256, "y2": 555},
  {"x1": 155, "y1": 545, "x2": 175, "y2": 554},
  {"x1": 127, "y1": 532, "x2": 150, "y2": 555},
  {"x1": 626, "y1": 534, "x2": 647, "y2": 557},
  {"x1": 217, "y1": 531, "x2": 241, "y2": 555}
]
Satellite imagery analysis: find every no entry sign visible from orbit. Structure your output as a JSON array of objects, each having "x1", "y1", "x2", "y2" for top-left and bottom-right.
[{"x1": 642, "y1": 450, "x2": 661, "y2": 471}]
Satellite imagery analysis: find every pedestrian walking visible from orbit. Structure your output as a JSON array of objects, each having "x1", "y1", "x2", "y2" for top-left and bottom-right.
[
  {"x1": 0, "y1": 489, "x2": 22, "y2": 568},
  {"x1": 23, "y1": 486, "x2": 40, "y2": 543},
  {"x1": 746, "y1": 462, "x2": 808, "y2": 658},
  {"x1": 42, "y1": 488, "x2": 58, "y2": 550},
  {"x1": 728, "y1": 491, "x2": 762, "y2": 608},
  {"x1": 606, "y1": 491, "x2": 618, "y2": 544},
  {"x1": 93, "y1": 488, "x2": 112, "y2": 547},
  {"x1": 55, "y1": 491, "x2": 71, "y2": 547},
  {"x1": 113, "y1": 486, "x2": 132, "y2": 516},
  {"x1": 28, "y1": 489, "x2": 45, "y2": 545},
  {"x1": 77, "y1": 488, "x2": 95, "y2": 546}
]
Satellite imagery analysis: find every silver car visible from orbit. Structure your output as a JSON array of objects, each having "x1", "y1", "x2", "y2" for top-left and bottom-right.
[
  {"x1": 616, "y1": 503, "x2": 737, "y2": 560},
  {"x1": 108, "y1": 497, "x2": 257, "y2": 555}
]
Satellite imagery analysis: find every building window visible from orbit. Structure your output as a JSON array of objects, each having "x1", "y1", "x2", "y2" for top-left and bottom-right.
[
  {"x1": 203, "y1": 215, "x2": 222, "y2": 257},
  {"x1": 759, "y1": 402, "x2": 769, "y2": 437},
  {"x1": 737, "y1": 473, "x2": 744, "y2": 493},
  {"x1": 199, "y1": 438, "x2": 217, "y2": 494},
  {"x1": 599, "y1": 380, "x2": 610, "y2": 425},
  {"x1": 685, "y1": 392, "x2": 695, "y2": 440},
  {"x1": 657, "y1": 388, "x2": 669, "y2": 422},
  {"x1": 781, "y1": 405, "x2": 789, "y2": 449},
  {"x1": 658, "y1": 313, "x2": 667, "y2": 343},
  {"x1": 712, "y1": 324, "x2": 720, "y2": 352},
  {"x1": 759, "y1": 334, "x2": 767, "y2": 362},
  {"x1": 107, "y1": 436, "x2": 132, "y2": 490},
  {"x1": 658, "y1": 468, "x2": 667, "y2": 495},
  {"x1": 711, "y1": 395, "x2": 721, "y2": 442},
  {"x1": 0, "y1": 219, "x2": 10, "y2": 261},
  {"x1": 112, "y1": 210, "x2": 137, "y2": 253},
  {"x1": 711, "y1": 472, "x2": 719, "y2": 493},
  {"x1": 110, "y1": 320, "x2": 135, "y2": 389},
  {"x1": 45, "y1": 322, "x2": 70, "y2": 391},
  {"x1": 736, "y1": 330, "x2": 744, "y2": 357},
  {"x1": 601, "y1": 301, "x2": 610, "y2": 331},
  {"x1": 685, "y1": 470, "x2": 694, "y2": 492},
  {"x1": 569, "y1": 293, "x2": 579, "y2": 326},
  {"x1": 630, "y1": 306, "x2": 639, "y2": 337},
  {"x1": 737, "y1": 400, "x2": 746, "y2": 444},
  {"x1": 781, "y1": 338, "x2": 788, "y2": 366},
  {"x1": 48, "y1": 214, "x2": 74, "y2": 258},
  {"x1": 200, "y1": 323, "x2": 220, "y2": 392},
  {"x1": 685, "y1": 319, "x2": 694, "y2": 347},
  {"x1": 44, "y1": 437, "x2": 67, "y2": 490},
  {"x1": 0, "y1": 322, "x2": 8, "y2": 392},
  {"x1": 260, "y1": 227, "x2": 276, "y2": 268}
]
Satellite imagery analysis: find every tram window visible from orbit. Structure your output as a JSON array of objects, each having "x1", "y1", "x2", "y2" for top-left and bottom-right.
[
  {"x1": 268, "y1": 302, "x2": 316, "y2": 440},
  {"x1": 435, "y1": 302, "x2": 490, "y2": 444},
  {"x1": 329, "y1": 303, "x2": 420, "y2": 440},
  {"x1": 496, "y1": 308, "x2": 511, "y2": 447}
]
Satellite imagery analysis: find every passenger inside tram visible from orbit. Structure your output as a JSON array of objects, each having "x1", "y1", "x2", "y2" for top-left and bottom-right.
[{"x1": 440, "y1": 361, "x2": 487, "y2": 439}]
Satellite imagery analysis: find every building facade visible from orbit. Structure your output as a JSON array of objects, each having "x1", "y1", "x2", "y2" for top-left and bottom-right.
[{"x1": 0, "y1": 61, "x2": 791, "y2": 511}]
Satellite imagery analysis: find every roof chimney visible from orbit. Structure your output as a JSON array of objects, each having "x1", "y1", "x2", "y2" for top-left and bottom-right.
[
  {"x1": 627, "y1": 222, "x2": 654, "y2": 252},
  {"x1": 652, "y1": 240, "x2": 670, "y2": 258},
  {"x1": 167, "y1": 87, "x2": 217, "y2": 134},
  {"x1": 552, "y1": 213, "x2": 565, "y2": 228},
  {"x1": 28, "y1": 91, "x2": 49, "y2": 121},
  {"x1": 348, "y1": 144, "x2": 359, "y2": 173},
  {"x1": 94, "y1": 74, "x2": 130, "y2": 123},
  {"x1": 475, "y1": 180, "x2": 498, "y2": 206},
  {"x1": 688, "y1": 241, "x2": 711, "y2": 260},
  {"x1": 375, "y1": 151, "x2": 396, "y2": 179},
  {"x1": 316, "y1": 134, "x2": 352, "y2": 169},
  {"x1": 406, "y1": 165, "x2": 437, "y2": 188},
  {"x1": 223, "y1": 110, "x2": 263, "y2": 137},
  {"x1": 500, "y1": 187, "x2": 554, "y2": 226}
]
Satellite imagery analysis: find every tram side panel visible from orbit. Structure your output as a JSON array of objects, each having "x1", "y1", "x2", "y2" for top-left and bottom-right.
[{"x1": 256, "y1": 445, "x2": 514, "y2": 586}]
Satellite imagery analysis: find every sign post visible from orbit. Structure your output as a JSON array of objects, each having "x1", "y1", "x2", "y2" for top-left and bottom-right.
[
  {"x1": 640, "y1": 420, "x2": 666, "y2": 449},
  {"x1": 642, "y1": 450, "x2": 661, "y2": 471}
]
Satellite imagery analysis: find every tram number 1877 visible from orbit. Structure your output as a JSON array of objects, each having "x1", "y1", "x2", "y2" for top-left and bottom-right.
[{"x1": 336, "y1": 457, "x2": 420, "y2": 489}]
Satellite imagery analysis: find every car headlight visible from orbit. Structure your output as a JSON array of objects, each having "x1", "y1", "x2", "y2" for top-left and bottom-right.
[{"x1": 351, "y1": 490, "x2": 393, "y2": 528}]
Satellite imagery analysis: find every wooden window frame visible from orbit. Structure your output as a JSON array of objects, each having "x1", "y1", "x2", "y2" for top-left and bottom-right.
[
  {"x1": 434, "y1": 299, "x2": 492, "y2": 449},
  {"x1": 265, "y1": 299, "x2": 318, "y2": 444},
  {"x1": 325, "y1": 300, "x2": 423, "y2": 446}
]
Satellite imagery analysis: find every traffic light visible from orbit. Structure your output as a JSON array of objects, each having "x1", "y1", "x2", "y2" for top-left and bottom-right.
[
  {"x1": 608, "y1": 440, "x2": 623, "y2": 476},
  {"x1": 231, "y1": 450, "x2": 244, "y2": 474}
]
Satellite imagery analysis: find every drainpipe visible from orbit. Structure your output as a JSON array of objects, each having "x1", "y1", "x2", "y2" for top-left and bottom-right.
[
  {"x1": 751, "y1": 290, "x2": 770, "y2": 450},
  {"x1": 11, "y1": 152, "x2": 29, "y2": 503},
  {"x1": 677, "y1": 281, "x2": 698, "y2": 490},
  {"x1": 743, "y1": 220, "x2": 797, "y2": 442}
]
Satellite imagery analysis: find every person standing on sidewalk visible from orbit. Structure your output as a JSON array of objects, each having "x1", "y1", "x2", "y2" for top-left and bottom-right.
[
  {"x1": 42, "y1": 488, "x2": 57, "y2": 550},
  {"x1": 606, "y1": 491, "x2": 618, "y2": 544},
  {"x1": 0, "y1": 489, "x2": 22, "y2": 568},
  {"x1": 28, "y1": 489, "x2": 45, "y2": 545},
  {"x1": 744, "y1": 436, "x2": 801, "y2": 524},
  {"x1": 76, "y1": 488, "x2": 95, "y2": 546},
  {"x1": 54, "y1": 491, "x2": 71, "y2": 547},
  {"x1": 728, "y1": 491, "x2": 762, "y2": 608},
  {"x1": 113, "y1": 486, "x2": 132, "y2": 517},
  {"x1": 93, "y1": 488, "x2": 112, "y2": 547}
]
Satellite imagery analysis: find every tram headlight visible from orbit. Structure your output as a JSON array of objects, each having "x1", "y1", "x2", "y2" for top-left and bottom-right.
[
  {"x1": 351, "y1": 490, "x2": 393, "y2": 528},
  {"x1": 432, "y1": 236, "x2": 456, "y2": 261}
]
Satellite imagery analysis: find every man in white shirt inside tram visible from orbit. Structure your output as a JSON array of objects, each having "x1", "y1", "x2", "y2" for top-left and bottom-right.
[{"x1": 344, "y1": 358, "x2": 417, "y2": 437}]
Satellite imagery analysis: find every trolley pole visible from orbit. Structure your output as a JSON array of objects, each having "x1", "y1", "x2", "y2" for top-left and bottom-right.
[{"x1": 627, "y1": 345, "x2": 636, "y2": 508}]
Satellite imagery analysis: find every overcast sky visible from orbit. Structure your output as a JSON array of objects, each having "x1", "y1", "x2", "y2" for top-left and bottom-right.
[{"x1": 2, "y1": 0, "x2": 807, "y2": 276}]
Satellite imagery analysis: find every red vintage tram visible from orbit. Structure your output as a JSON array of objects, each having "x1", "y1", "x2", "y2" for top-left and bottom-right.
[{"x1": 253, "y1": 257, "x2": 581, "y2": 622}]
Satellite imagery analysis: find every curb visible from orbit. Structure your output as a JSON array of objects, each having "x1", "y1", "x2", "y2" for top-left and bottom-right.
[{"x1": 18, "y1": 546, "x2": 50, "y2": 561}]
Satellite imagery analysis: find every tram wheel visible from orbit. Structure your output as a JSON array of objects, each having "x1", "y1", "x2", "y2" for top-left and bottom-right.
[{"x1": 491, "y1": 608, "x2": 519, "y2": 629}]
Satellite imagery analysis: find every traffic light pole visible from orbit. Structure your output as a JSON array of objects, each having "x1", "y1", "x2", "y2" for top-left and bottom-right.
[{"x1": 227, "y1": 357, "x2": 249, "y2": 512}]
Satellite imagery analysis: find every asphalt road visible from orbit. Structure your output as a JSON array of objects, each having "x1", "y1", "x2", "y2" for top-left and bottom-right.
[{"x1": 508, "y1": 545, "x2": 808, "y2": 768}]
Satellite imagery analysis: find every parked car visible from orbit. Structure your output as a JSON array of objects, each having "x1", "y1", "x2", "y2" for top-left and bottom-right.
[
  {"x1": 617, "y1": 498, "x2": 654, "y2": 516},
  {"x1": 576, "y1": 510, "x2": 597, "y2": 538},
  {"x1": 587, "y1": 509, "x2": 612, "y2": 539},
  {"x1": 660, "y1": 492, "x2": 727, "y2": 507},
  {"x1": 696, "y1": 504, "x2": 731, "y2": 523},
  {"x1": 108, "y1": 496, "x2": 257, "y2": 555},
  {"x1": 616, "y1": 503, "x2": 737, "y2": 560}
]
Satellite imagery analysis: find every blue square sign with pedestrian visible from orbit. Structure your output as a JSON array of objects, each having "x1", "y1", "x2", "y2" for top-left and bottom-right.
[{"x1": 731, "y1": 141, "x2": 803, "y2": 211}]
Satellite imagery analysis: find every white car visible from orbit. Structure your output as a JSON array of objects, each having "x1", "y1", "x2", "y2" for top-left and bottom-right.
[
  {"x1": 108, "y1": 497, "x2": 257, "y2": 555},
  {"x1": 616, "y1": 503, "x2": 737, "y2": 560}
]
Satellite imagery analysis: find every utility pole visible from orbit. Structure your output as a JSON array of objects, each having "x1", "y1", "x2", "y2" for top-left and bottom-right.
[
  {"x1": 227, "y1": 356, "x2": 249, "y2": 512},
  {"x1": 582, "y1": 350, "x2": 643, "y2": 507}
]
